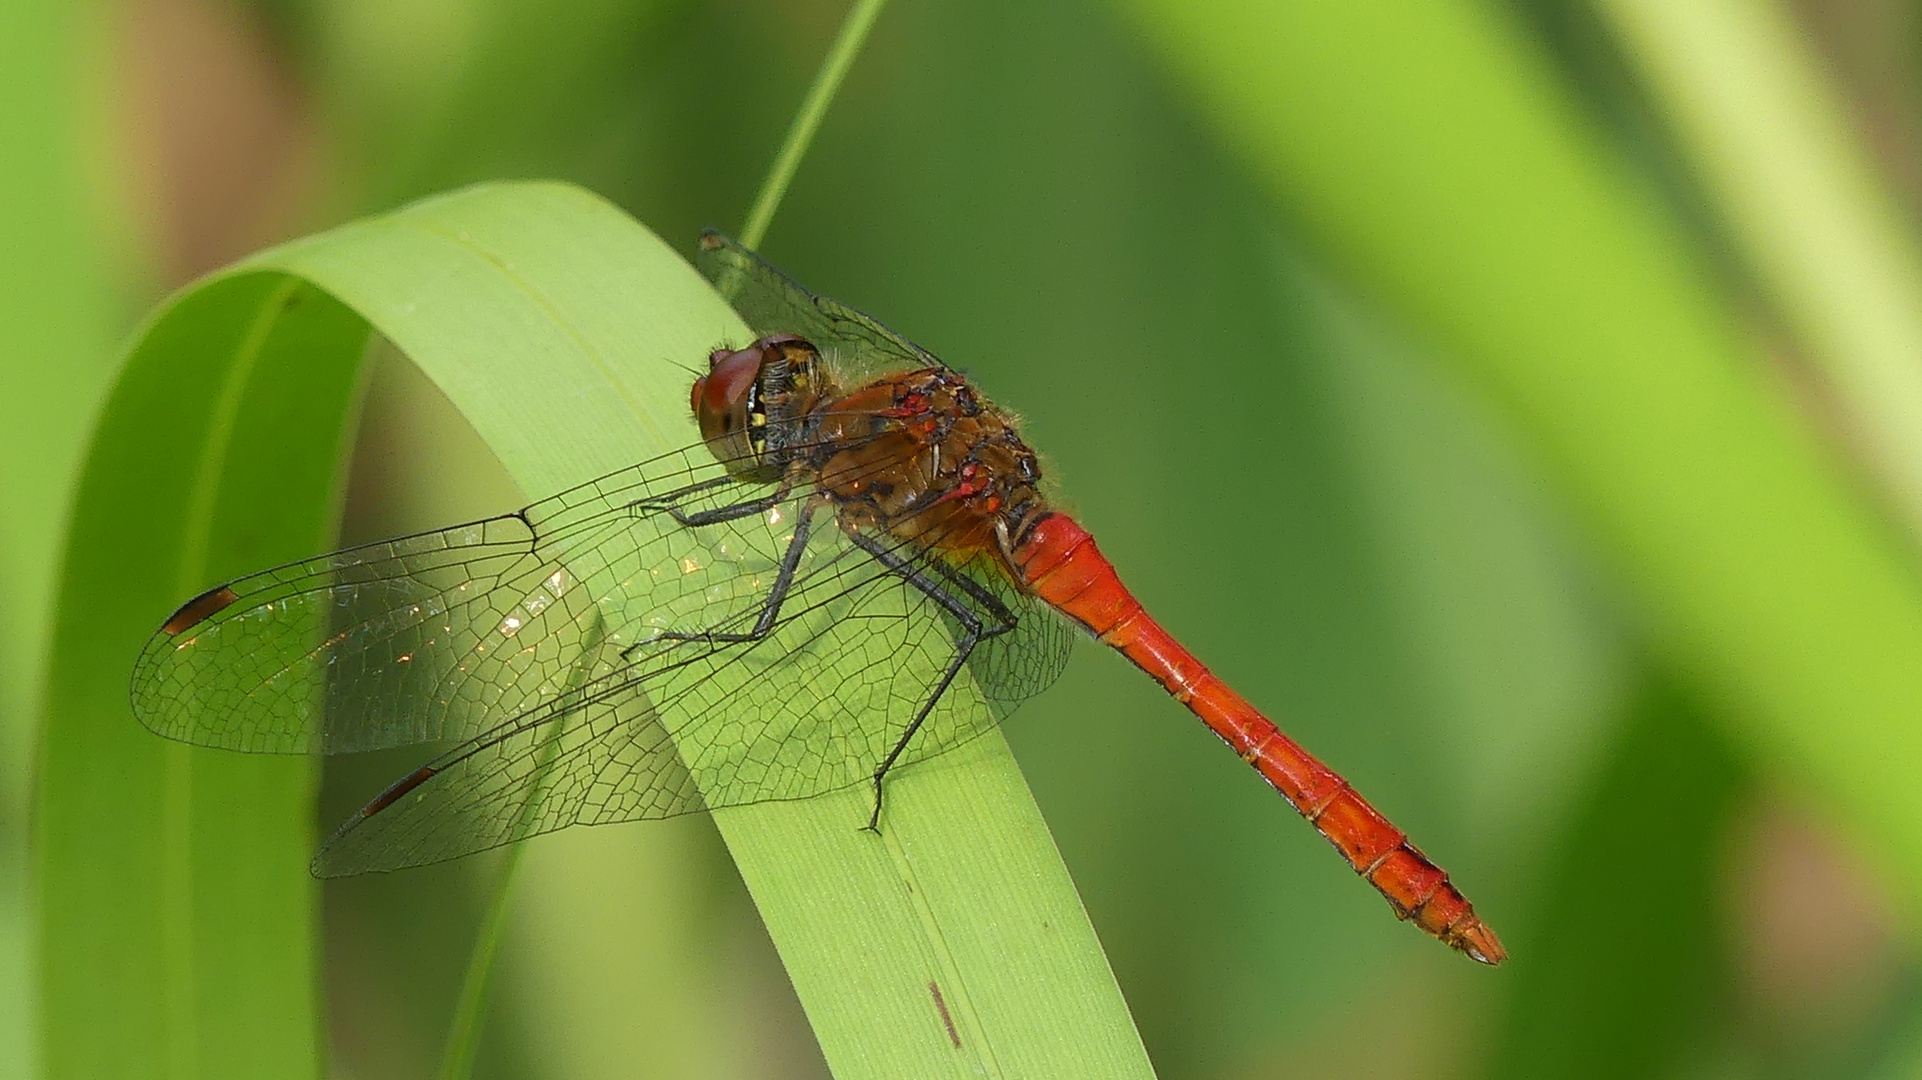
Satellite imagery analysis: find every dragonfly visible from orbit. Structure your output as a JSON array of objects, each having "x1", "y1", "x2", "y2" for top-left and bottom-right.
[{"x1": 130, "y1": 230, "x2": 1506, "y2": 966}]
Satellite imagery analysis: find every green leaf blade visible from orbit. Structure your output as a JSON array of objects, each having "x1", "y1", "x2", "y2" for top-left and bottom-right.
[
  {"x1": 43, "y1": 180, "x2": 1153, "y2": 1079},
  {"x1": 41, "y1": 273, "x2": 365, "y2": 1079}
]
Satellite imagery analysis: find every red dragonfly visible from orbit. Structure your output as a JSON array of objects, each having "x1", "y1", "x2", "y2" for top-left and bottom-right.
[{"x1": 131, "y1": 231, "x2": 1504, "y2": 965}]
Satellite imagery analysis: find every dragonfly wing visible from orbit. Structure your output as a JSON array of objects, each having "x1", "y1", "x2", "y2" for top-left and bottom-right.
[
  {"x1": 316, "y1": 522, "x2": 1026, "y2": 872},
  {"x1": 612, "y1": 523, "x2": 1010, "y2": 809},
  {"x1": 697, "y1": 230, "x2": 938, "y2": 384},
  {"x1": 131, "y1": 513, "x2": 573, "y2": 753},
  {"x1": 130, "y1": 447, "x2": 767, "y2": 754},
  {"x1": 138, "y1": 432, "x2": 1061, "y2": 870},
  {"x1": 949, "y1": 554, "x2": 1076, "y2": 705},
  {"x1": 313, "y1": 661, "x2": 700, "y2": 876}
]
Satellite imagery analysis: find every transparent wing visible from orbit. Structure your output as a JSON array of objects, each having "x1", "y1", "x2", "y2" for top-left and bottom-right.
[
  {"x1": 314, "y1": 657, "x2": 703, "y2": 876},
  {"x1": 697, "y1": 229, "x2": 939, "y2": 384},
  {"x1": 946, "y1": 554, "x2": 1075, "y2": 705},
  {"x1": 130, "y1": 446, "x2": 750, "y2": 754},
  {"x1": 134, "y1": 442, "x2": 1077, "y2": 874},
  {"x1": 309, "y1": 512, "x2": 1069, "y2": 874}
]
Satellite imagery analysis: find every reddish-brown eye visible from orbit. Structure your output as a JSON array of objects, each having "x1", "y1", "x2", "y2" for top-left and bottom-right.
[
  {"x1": 689, "y1": 375, "x2": 706, "y2": 417},
  {"x1": 695, "y1": 346, "x2": 763, "y2": 446},
  {"x1": 703, "y1": 351, "x2": 758, "y2": 415}
]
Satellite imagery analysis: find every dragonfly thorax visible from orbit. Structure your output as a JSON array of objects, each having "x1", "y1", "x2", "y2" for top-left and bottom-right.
[{"x1": 809, "y1": 366, "x2": 1050, "y2": 570}]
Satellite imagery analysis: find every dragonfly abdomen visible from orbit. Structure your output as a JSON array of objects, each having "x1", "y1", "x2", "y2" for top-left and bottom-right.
[{"x1": 1009, "y1": 512, "x2": 1506, "y2": 966}]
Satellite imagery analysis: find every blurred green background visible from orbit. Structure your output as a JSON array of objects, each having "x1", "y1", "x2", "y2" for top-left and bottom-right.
[{"x1": 14, "y1": 0, "x2": 1922, "y2": 1076}]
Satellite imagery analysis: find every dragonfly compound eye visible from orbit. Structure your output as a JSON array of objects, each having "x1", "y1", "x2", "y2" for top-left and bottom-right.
[
  {"x1": 696, "y1": 348, "x2": 760, "y2": 429},
  {"x1": 695, "y1": 344, "x2": 774, "y2": 478}
]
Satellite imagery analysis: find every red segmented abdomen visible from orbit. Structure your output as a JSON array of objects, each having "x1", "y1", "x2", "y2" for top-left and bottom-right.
[{"x1": 1009, "y1": 512, "x2": 1506, "y2": 965}]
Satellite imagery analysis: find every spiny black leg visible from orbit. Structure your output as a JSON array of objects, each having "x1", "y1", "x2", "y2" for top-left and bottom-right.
[
  {"x1": 863, "y1": 642, "x2": 972, "y2": 833},
  {"x1": 633, "y1": 477, "x2": 792, "y2": 527},
  {"x1": 628, "y1": 473, "x2": 733, "y2": 508},
  {"x1": 622, "y1": 505, "x2": 816, "y2": 659},
  {"x1": 845, "y1": 532, "x2": 1017, "y2": 833},
  {"x1": 923, "y1": 557, "x2": 1021, "y2": 639}
]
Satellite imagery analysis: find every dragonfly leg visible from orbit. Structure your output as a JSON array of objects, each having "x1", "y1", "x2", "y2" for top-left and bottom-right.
[
  {"x1": 632, "y1": 477, "x2": 793, "y2": 527},
  {"x1": 922, "y1": 557, "x2": 1022, "y2": 633},
  {"x1": 845, "y1": 532, "x2": 1018, "y2": 832},
  {"x1": 622, "y1": 502, "x2": 818, "y2": 657}
]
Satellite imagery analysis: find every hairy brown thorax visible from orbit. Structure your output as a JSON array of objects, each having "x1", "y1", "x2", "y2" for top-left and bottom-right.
[{"x1": 811, "y1": 366, "x2": 1048, "y2": 568}]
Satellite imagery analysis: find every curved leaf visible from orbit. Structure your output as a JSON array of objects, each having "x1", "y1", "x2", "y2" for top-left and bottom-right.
[{"x1": 38, "y1": 181, "x2": 1152, "y2": 1078}]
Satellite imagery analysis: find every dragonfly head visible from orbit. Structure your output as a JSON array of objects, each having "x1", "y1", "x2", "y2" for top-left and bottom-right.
[{"x1": 693, "y1": 333, "x2": 821, "y2": 482}]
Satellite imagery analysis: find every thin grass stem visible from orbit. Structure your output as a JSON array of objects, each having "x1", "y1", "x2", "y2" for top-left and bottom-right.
[
  {"x1": 736, "y1": 0, "x2": 889, "y2": 252},
  {"x1": 437, "y1": 841, "x2": 526, "y2": 1080},
  {"x1": 439, "y1": 617, "x2": 607, "y2": 1080}
]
